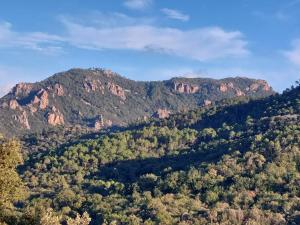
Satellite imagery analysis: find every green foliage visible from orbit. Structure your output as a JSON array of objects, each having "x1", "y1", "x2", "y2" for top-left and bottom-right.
[
  {"x1": 4, "y1": 83, "x2": 300, "y2": 224},
  {"x1": 0, "y1": 68, "x2": 274, "y2": 137},
  {"x1": 0, "y1": 138, "x2": 27, "y2": 224}
]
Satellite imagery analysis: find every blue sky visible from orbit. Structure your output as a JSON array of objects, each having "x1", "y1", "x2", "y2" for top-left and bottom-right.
[{"x1": 0, "y1": 0, "x2": 300, "y2": 96}]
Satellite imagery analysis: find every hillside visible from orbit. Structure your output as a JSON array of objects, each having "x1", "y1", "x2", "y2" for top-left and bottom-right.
[
  {"x1": 0, "y1": 68, "x2": 274, "y2": 137},
  {"x1": 1, "y1": 82, "x2": 298, "y2": 225}
]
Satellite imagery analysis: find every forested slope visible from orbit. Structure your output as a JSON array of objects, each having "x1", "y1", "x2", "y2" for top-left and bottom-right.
[{"x1": 1, "y1": 83, "x2": 300, "y2": 225}]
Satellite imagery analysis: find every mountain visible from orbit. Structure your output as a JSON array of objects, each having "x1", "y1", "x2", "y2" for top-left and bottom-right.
[
  {"x1": 0, "y1": 68, "x2": 274, "y2": 137},
  {"x1": 2, "y1": 81, "x2": 298, "y2": 224}
]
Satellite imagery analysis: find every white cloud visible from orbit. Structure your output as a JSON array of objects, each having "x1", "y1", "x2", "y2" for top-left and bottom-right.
[
  {"x1": 124, "y1": 0, "x2": 153, "y2": 10},
  {"x1": 0, "y1": 21, "x2": 64, "y2": 54},
  {"x1": 283, "y1": 39, "x2": 300, "y2": 66},
  {"x1": 161, "y1": 8, "x2": 190, "y2": 22},
  {"x1": 61, "y1": 15, "x2": 249, "y2": 61},
  {"x1": 0, "y1": 14, "x2": 249, "y2": 62}
]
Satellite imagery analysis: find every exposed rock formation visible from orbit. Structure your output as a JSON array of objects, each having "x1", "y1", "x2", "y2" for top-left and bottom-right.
[
  {"x1": 105, "y1": 120, "x2": 113, "y2": 127},
  {"x1": 0, "y1": 68, "x2": 275, "y2": 137},
  {"x1": 219, "y1": 82, "x2": 234, "y2": 92},
  {"x1": 54, "y1": 83, "x2": 64, "y2": 96},
  {"x1": 235, "y1": 89, "x2": 246, "y2": 97},
  {"x1": 107, "y1": 82, "x2": 126, "y2": 100},
  {"x1": 12, "y1": 83, "x2": 33, "y2": 96},
  {"x1": 94, "y1": 121, "x2": 102, "y2": 131},
  {"x1": 36, "y1": 89, "x2": 49, "y2": 110},
  {"x1": 47, "y1": 106, "x2": 64, "y2": 126},
  {"x1": 103, "y1": 69, "x2": 115, "y2": 78},
  {"x1": 14, "y1": 111, "x2": 30, "y2": 129},
  {"x1": 84, "y1": 79, "x2": 104, "y2": 93},
  {"x1": 29, "y1": 105, "x2": 38, "y2": 113},
  {"x1": 9, "y1": 100, "x2": 20, "y2": 110},
  {"x1": 30, "y1": 89, "x2": 49, "y2": 110},
  {"x1": 153, "y1": 109, "x2": 171, "y2": 119},
  {"x1": 94, "y1": 115, "x2": 104, "y2": 131},
  {"x1": 174, "y1": 83, "x2": 199, "y2": 94},
  {"x1": 248, "y1": 80, "x2": 271, "y2": 92},
  {"x1": 204, "y1": 100, "x2": 212, "y2": 106}
]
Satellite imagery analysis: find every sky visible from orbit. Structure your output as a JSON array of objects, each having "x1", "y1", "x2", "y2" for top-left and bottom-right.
[{"x1": 0, "y1": 0, "x2": 300, "y2": 96}]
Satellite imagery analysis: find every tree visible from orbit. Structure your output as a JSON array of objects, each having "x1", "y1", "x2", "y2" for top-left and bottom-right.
[
  {"x1": 0, "y1": 138, "x2": 27, "y2": 209},
  {"x1": 0, "y1": 138, "x2": 27, "y2": 224},
  {"x1": 66, "y1": 212, "x2": 91, "y2": 225}
]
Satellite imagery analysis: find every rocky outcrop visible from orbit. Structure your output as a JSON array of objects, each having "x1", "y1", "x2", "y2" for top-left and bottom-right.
[
  {"x1": 107, "y1": 82, "x2": 126, "y2": 100},
  {"x1": 12, "y1": 83, "x2": 33, "y2": 96},
  {"x1": 105, "y1": 120, "x2": 113, "y2": 127},
  {"x1": 9, "y1": 100, "x2": 20, "y2": 110},
  {"x1": 29, "y1": 105, "x2": 38, "y2": 113},
  {"x1": 204, "y1": 100, "x2": 212, "y2": 106},
  {"x1": 29, "y1": 89, "x2": 49, "y2": 110},
  {"x1": 14, "y1": 111, "x2": 30, "y2": 129},
  {"x1": 33, "y1": 89, "x2": 49, "y2": 110},
  {"x1": 54, "y1": 83, "x2": 64, "y2": 96},
  {"x1": 174, "y1": 83, "x2": 199, "y2": 94},
  {"x1": 248, "y1": 80, "x2": 271, "y2": 92},
  {"x1": 94, "y1": 115, "x2": 104, "y2": 131},
  {"x1": 103, "y1": 69, "x2": 115, "y2": 78},
  {"x1": 153, "y1": 109, "x2": 171, "y2": 119},
  {"x1": 94, "y1": 121, "x2": 102, "y2": 131},
  {"x1": 235, "y1": 89, "x2": 246, "y2": 97},
  {"x1": 47, "y1": 106, "x2": 64, "y2": 126},
  {"x1": 84, "y1": 79, "x2": 104, "y2": 93},
  {"x1": 219, "y1": 82, "x2": 234, "y2": 92},
  {"x1": 0, "y1": 68, "x2": 275, "y2": 137}
]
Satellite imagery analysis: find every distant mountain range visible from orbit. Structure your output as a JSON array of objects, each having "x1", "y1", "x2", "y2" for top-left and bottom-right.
[{"x1": 0, "y1": 68, "x2": 275, "y2": 137}]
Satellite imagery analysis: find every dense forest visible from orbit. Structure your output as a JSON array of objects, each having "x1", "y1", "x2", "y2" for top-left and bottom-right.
[{"x1": 0, "y1": 82, "x2": 300, "y2": 224}]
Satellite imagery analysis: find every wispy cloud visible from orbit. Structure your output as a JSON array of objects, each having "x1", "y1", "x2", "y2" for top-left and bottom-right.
[
  {"x1": 0, "y1": 13, "x2": 249, "y2": 62},
  {"x1": 123, "y1": 0, "x2": 153, "y2": 10},
  {"x1": 283, "y1": 39, "x2": 300, "y2": 66},
  {"x1": 61, "y1": 14, "x2": 249, "y2": 61},
  {"x1": 0, "y1": 21, "x2": 64, "y2": 54},
  {"x1": 161, "y1": 8, "x2": 190, "y2": 22}
]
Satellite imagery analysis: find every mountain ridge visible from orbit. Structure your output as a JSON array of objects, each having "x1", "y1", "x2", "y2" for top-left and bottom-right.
[{"x1": 0, "y1": 68, "x2": 274, "y2": 137}]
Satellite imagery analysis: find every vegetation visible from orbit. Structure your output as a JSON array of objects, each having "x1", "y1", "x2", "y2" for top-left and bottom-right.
[
  {"x1": 1, "y1": 82, "x2": 300, "y2": 224},
  {"x1": 0, "y1": 68, "x2": 274, "y2": 137}
]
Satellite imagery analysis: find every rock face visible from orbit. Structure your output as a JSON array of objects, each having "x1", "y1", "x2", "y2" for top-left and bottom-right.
[
  {"x1": 12, "y1": 83, "x2": 33, "y2": 96},
  {"x1": 84, "y1": 79, "x2": 104, "y2": 93},
  {"x1": 174, "y1": 83, "x2": 199, "y2": 94},
  {"x1": 47, "y1": 107, "x2": 64, "y2": 126},
  {"x1": 248, "y1": 80, "x2": 271, "y2": 92},
  {"x1": 93, "y1": 115, "x2": 104, "y2": 131},
  {"x1": 153, "y1": 109, "x2": 171, "y2": 119},
  {"x1": 31, "y1": 89, "x2": 49, "y2": 110},
  {"x1": 204, "y1": 100, "x2": 212, "y2": 106},
  {"x1": 9, "y1": 100, "x2": 20, "y2": 110},
  {"x1": 107, "y1": 82, "x2": 126, "y2": 100},
  {"x1": 14, "y1": 111, "x2": 30, "y2": 129},
  {"x1": 54, "y1": 83, "x2": 64, "y2": 96},
  {"x1": 219, "y1": 82, "x2": 234, "y2": 92}
]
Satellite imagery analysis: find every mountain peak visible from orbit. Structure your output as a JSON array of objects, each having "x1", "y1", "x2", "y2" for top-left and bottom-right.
[{"x1": 0, "y1": 68, "x2": 275, "y2": 137}]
